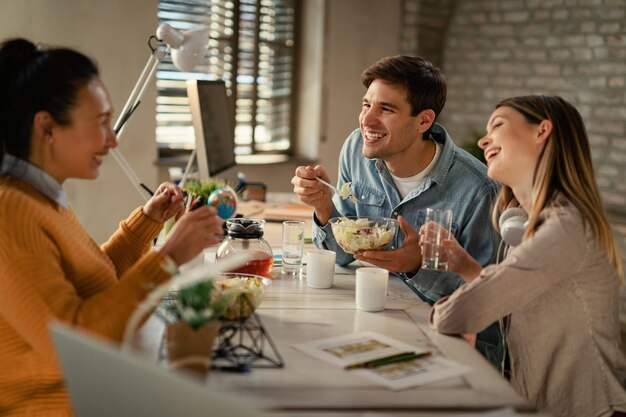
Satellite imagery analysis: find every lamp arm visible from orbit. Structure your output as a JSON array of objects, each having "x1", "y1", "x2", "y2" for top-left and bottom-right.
[
  {"x1": 111, "y1": 24, "x2": 206, "y2": 202},
  {"x1": 114, "y1": 52, "x2": 162, "y2": 137},
  {"x1": 110, "y1": 149, "x2": 152, "y2": 201},
  {"x1": 111, "y1": 50, "x2": 164, "y2": 201},
  {"x1": 178, "y1": 148, "x2": 196, "y2": 190}
]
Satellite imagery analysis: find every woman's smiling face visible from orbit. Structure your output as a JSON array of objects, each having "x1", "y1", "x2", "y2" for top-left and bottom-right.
[
  {"x1": 45, "y1": 78, "x2": 117, "y2": 183},
  {"x1": 478, "y1": 105, "x2": 546, "y2": 190}
]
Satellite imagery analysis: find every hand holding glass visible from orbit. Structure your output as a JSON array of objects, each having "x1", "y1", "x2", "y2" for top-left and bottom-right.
[{"x1": 421, "y1": 208, "x2": 452, "y2": 271}]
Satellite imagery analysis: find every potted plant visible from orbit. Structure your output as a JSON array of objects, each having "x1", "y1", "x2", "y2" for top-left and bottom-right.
[
  {"x1": 184, "y1": 177, "x2": 229, "y2": 200},
  {"x1": 161, "y1": 280, "x2": 228, "y2": 375},
  {"x1": 162, "y1": 177, "x2": 236, "y2": 237}
]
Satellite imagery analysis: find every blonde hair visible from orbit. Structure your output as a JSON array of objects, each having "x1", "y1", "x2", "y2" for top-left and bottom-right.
[{"x1": 491, "y1": 95, "x2": 624, "y2": 284}]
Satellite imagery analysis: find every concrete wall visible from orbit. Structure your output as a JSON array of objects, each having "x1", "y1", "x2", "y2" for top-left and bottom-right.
[
  {"x1": 315, "y1": 0, "x2": 402, "y2": 181},
  {"x1": 0, "y1": 0, "x2": 158, "y2": 243}
]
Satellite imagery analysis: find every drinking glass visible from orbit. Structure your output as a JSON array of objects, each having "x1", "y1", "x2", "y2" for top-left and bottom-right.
[
  {"x1": 282, "y1": 220, "x2": 305, "y2": 276},
  {"x1": 421, "y1": 208, "x2": 452, "y2": 271}
]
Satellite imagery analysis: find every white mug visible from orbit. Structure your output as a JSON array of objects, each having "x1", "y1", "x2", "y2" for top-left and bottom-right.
[
  {"x1": 355, "y1": 267, "x2": 388, "y2": 312},
  {"x1": 305, "y1": 249, "x2": 336, "y2": 289}
]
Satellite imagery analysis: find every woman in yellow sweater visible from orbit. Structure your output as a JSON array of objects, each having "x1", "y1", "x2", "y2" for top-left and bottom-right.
[{"x1": 0, "y1": 38, "x2": 224, "y2": 415}]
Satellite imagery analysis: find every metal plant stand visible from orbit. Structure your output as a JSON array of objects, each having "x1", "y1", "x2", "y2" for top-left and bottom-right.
[
  {"x1": 212, "y1": 312, "x2": 284, "y2": 370},
  {"x1": 157, "y1": 301, "x2": 284, "y2": 372}
]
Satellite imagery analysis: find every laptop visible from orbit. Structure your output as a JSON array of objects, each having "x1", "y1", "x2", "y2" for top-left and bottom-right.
[{"x1": 50, "y1": 323, "x2": 273, "y2": 417}]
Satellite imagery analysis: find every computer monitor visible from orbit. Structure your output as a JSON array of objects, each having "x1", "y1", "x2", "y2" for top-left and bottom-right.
[{"x1": 186, "y1": 79, "x2": 237, "y2": 180}]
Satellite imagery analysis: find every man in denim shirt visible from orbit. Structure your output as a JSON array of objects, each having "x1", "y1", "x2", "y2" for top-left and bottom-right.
[{"x1": 291, "y1": 56, "x2": 503, "y2": 368}]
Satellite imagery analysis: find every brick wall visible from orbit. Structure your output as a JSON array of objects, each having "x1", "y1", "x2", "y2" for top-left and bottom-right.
[
  {"x1": 400, "y1": 0, "x2": 456, "y2": 67},
  {"x1": 403, "y1": 0, "x2": 626, "y2": 319}
]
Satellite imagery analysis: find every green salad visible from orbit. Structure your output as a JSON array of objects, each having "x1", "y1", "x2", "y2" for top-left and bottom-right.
[
  {"x1": 330, "y1": 217, "x2": 396, "y2": 254},
  {"x1": 217, "y1": 275, "x2": 267, "y2": 320}
]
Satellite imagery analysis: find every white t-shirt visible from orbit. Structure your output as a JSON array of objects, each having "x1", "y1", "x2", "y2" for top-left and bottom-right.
[{"x1": 390, "y1": 140, "x2": 441, "y2": 200}]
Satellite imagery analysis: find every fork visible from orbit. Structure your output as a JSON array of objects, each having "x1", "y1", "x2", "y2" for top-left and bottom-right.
[{"x1": 316, "y1": 177, "x2": 357, "y2": 202}]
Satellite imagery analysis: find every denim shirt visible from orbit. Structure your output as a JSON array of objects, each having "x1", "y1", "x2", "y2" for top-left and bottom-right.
[{"x1": 313, "y1": 123, "x2": 501, "y2": 304}]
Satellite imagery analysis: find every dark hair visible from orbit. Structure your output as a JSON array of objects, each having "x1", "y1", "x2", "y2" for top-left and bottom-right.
[
  {"x1": 0, "y1": 38, "x2": 99, "y2": 165},
  {"x1": 361, "y1": 55, "x2": 447, "y2": 118}
]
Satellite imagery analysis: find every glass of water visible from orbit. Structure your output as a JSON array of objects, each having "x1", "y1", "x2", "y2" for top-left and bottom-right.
[
  {"x1": 282, "y1": 220, "x2": 306, "y2": 276},
  {"x1": 421, "y1": 208, "x2": 452, "y2": 271}
]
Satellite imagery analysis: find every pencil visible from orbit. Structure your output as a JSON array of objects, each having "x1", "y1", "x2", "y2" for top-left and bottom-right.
[{"x1": 345, "y1": 351, "x2": 431, "y2": 370}]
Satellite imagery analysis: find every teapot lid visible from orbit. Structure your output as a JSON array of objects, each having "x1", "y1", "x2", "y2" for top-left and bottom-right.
[{"x1": 225, "y1": 218, "x2": 265, "y2": 239}]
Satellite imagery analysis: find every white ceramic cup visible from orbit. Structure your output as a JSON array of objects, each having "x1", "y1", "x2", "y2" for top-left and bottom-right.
[
  {"x1": 305, "y1": 249, "x2": 336, "y2": 289},
  {"x1": 355, "y1": 267, "x2": 389, "y2": 312}
]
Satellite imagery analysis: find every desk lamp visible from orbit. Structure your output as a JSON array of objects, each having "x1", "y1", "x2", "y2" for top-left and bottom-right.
[{"x1": 112, "y1": 23, "x2": 208, "y2": 201}]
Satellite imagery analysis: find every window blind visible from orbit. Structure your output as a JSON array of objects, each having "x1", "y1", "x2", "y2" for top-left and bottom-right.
[{"x1": 156, "y1": 0, "x2": 297, "y2": 158}]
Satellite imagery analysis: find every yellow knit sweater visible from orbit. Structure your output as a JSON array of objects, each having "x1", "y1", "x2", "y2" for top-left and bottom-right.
[{"x1": 0, "y1": 176, "x2": 171, "y2": 416}]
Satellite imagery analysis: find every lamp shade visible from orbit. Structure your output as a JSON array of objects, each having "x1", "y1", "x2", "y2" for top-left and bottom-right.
[{"x1": 156, "y1": 23, "x2": 208, "y2": 72}]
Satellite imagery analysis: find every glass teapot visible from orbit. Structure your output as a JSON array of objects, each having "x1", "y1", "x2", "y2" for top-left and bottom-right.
[{"x1": 215, "y1": 218, "x2": 274, "y2": 277}]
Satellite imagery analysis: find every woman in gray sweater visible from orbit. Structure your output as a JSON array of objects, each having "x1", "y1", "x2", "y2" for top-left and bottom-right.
[{"x1": 429, "y1": 95, "x2": 626, "y2": 417}]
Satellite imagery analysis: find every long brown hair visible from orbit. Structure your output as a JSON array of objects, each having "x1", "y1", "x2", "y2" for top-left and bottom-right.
[{"x1": 491, "y1": 95, "x2": 623, "y2": 283}]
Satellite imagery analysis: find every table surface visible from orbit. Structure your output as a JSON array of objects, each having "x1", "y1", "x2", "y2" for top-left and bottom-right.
[{"x1": 139, "y1": 201, "x2": 537, "y2": 415}]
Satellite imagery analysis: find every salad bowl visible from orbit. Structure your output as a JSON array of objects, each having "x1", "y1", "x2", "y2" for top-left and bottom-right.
[
  {"x1": 215, "y1": 273, "x2": 272, "y2": 320},
  {"x1": 329, "y1": 216, "x2": 398, "y2": 254}
]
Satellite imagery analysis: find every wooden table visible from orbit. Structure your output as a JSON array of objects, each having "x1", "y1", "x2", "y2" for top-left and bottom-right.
[{"x1": 140, "y1": 201, "x2": 535, "y2": 415}]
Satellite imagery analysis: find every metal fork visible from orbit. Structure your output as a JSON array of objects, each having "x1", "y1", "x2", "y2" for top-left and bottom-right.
[{"x1": 315, "y1": 177, "x2": 357, "y2": 203}]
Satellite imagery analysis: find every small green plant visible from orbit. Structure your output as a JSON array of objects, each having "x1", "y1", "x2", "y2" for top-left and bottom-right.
[
  {"x1": 185, "y1": 178, "x2": 229, "y2": 199},
  {"x1": 163, "y1": 281, "x2": 228, "y2": 330},
  {"x1": 163, "y1": 177, "x2": 233, "y2": 236}
]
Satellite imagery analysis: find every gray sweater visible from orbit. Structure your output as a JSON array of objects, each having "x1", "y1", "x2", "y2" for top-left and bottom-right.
[{"x1": 431, "y1": 196, "x2": 626, "y2": 417}]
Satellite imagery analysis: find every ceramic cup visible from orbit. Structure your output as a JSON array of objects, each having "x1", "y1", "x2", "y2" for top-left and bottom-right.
[
  {"x1": 305, "y1": 249, "x2": 336, "y2": 289},
  {"x1": 355, "y1": 267, "x2": 389, "y2": 312}
]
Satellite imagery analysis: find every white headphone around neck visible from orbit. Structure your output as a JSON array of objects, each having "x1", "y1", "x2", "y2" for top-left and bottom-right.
[{"x1": 498, "y1": 207, "x2": 528, "y2": 247}]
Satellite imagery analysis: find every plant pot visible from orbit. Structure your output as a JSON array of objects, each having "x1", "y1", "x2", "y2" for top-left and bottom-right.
[{"x1": 166, "y1": 321, "x2": 220, "y2": 376}]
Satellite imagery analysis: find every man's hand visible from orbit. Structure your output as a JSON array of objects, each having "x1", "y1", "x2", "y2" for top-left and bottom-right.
[
  {"x1": 291, "y1": 165, "x2": 335, "y2": 225},
  {"x1": 354, "y1": 216, "x2": 422, "y2": 273},
  {"x1": 143, "y1": 182, "x2": 184, "y2": 223}
]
